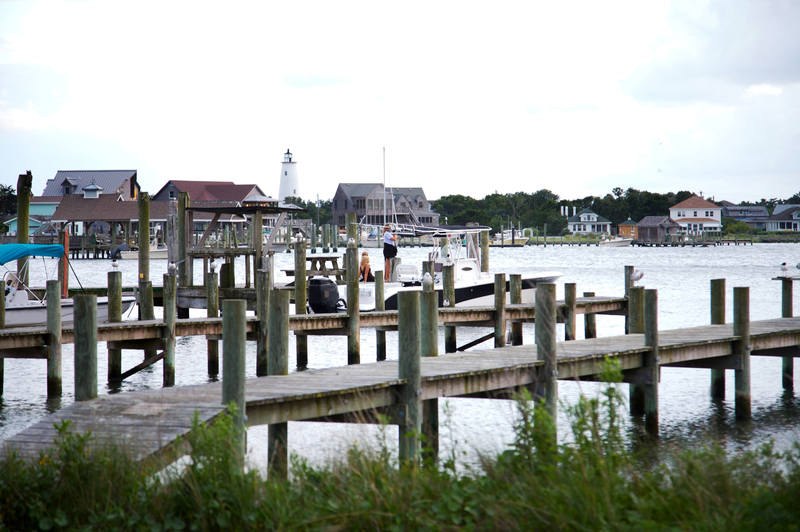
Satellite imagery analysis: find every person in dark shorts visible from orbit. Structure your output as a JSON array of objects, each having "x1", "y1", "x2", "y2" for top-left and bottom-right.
[{"x1": 382, "y1": 224, "x2": 397, "y2": 281}]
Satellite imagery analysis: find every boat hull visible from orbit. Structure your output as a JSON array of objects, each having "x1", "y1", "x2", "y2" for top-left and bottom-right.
[
  {"x1": 599, "y1": 238, "x2": 634, "y2": 247},
  {"x1": 4, "y1": 296, "x2": 137, "y2": 328},
  {"x1": 119, "y1": 249, "x2": 169, "y2": 259}
]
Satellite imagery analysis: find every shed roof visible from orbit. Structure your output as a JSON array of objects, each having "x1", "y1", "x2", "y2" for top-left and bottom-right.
[
  {"x1": 156, "y1": 180, "x2": 265, "y2": 202},
  {"x1": 637, "y1": 216, "x2": 680, "y2": 227}
]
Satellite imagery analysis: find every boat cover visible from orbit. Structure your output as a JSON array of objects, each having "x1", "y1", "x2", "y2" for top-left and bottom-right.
[{"x1": 0, "y1": 244, "x2": 64, "y2": 265}]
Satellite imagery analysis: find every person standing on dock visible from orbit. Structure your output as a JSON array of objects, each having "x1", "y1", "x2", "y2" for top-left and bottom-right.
[{"x1": 383, "y1": 224, "x2": 397, "y2": 282}]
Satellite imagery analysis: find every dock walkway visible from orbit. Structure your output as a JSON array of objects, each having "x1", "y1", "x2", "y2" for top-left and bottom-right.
[{"x1": 4, "y1": 315, "x2": 799, "y2": 463}]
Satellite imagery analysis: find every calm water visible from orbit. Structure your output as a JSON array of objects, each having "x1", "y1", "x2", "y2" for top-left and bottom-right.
[{"x1": 2, "y1": 243, "x2": 799, "y2": 470}]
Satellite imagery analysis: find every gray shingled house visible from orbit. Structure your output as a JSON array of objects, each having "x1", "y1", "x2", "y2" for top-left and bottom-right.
[
  {"x1": 331, "y1": 183, "x2": 439, "y2": 227},
  {"x1": 636, "y1": 216, "x2": 681, "y2": 243}
]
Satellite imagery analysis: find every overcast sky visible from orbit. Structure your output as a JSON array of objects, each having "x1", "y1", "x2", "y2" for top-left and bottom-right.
[{"x1": 1, "y1": 0, "x2": 798, "y2": 204}]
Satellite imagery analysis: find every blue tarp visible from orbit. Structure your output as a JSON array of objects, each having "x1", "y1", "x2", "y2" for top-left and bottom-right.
[{"x1": 0, "y1": 244, "x2": 64, "y2": 265}]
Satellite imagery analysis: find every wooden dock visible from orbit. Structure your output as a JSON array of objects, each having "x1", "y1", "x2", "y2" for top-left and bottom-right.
[{"x1": 4, "y1": 308, "x2": 799, "y2": 465}]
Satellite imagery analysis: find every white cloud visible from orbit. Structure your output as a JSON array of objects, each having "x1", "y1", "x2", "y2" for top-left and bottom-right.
[{"x1": 746, "y1": 84, "x2": 783, "y2": 96}]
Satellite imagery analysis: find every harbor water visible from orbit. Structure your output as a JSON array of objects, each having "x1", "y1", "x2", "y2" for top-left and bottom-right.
[{"x1": 2, "y1": 243, "x2": 799, "y2": 471}]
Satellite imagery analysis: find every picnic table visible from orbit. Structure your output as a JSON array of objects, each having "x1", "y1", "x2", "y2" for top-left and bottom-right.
[{"x1": 282, "y1": 253, "x2": 346, "y2": 284}]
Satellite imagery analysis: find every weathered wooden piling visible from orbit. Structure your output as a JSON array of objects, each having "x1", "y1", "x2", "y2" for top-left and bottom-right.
[
  {"x1": 256, "y1": 269, "x2": 271, "y2": 376},
  {"x1": 375, "y1": 272, "x2": 386, "y2": 361},
  {"x1": 107, "y1": 270, "x2": 122, "y2": 380},
  {"x1": 346, "y1": 239, "x2": 360, "y2": 365},
  {"x1": 624, "y1": 265, "x2": 634, "y2": 333},
  {"x1": 443, "y1": 264, "x2": 456, "y2": 353},
  {"x1": 710, "y1": 279, "x2": 726, "y2": 399},
  {"x1": 494, "y1": 274, "x2": 506, "y2": 347},
  {"x1": 163, "y1": 273, "x2": 177, "y2": 387},
  {"x1": 222, "y1": 299, "x2": 247, "y2": 460},
  {"x1": 207, "y1": 271, "x2": 219, "y2": 375},
  {"x1": 74, "y1": 294, "x2": 98, "y2": 402},
  {"x1": 139, "y1": 278, "x2": 155, "y2": 360},
  {"x1": 644, "y1": 289, "x2": 659, "y2": 437},
  {"x1": 480, "y1": 230, "x2": 490, "y2": 272},
  {"x1": 734, "y1": 287, "x2": 751, "y2": 420},
  {"x1": 295, "y1": 237, "x2": 308, "y2": 368},
  {"x1": 0, "y1": 281, "x2": 3, "y2": 395},
  {"x1": 510, "y1": 274, "x2": 523, "y2": 345},
  {"x1": 138, "y1": 193, "x2": 150, "y2": 283},
  {"x1": 420, "y1": 273, "x2": 439, "y2": 461},
  {"x1": 536, "y1": 283, "x2": 557, "y2": 424},
  {"x1": 46, "y1": 280, "x2": 62, "y2": 397},
  {"x1": 782, "y1": 278, "x2": 793, "y2": 390},
  {"x1": 583, "y1": 292, "x2": 597, "y2": 339},
  {"x1": 564, "y1": 283, "x2": 577, "y2": 341},
  {"x1": 58, "y1": 230, "x2": 69, "y2": 297},
  {"x1": 268, "y1": 288, "x2": 290, "y2": 480},
  {"x1": 252, "y1": 210, "x2": 263, "y2": 287},
  {"x1": 398, "y1": 290, "x2": 422, "y2": 463},
  {"x1": 16, "y1": 171, "x2": 33, "y2": 286},
  {"x1": 628, "y1": 286, "x2": 646, "y2": 416}
]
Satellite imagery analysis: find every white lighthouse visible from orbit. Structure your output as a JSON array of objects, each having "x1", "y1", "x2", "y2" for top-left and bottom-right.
[{"x1": 278, "y1": 149, "x2": 300, "y2": 201}]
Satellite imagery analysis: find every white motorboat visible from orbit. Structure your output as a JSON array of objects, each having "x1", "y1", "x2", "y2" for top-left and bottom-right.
[
  {"x1": 599, "y1": 236, "x2": 634, "y2": 247},
  {"x1": 313, "y1": 225, "x2": 563, "y2": 312},
  {"x1": 2, "y1": 244, "x2": 136, "y2": 327}
]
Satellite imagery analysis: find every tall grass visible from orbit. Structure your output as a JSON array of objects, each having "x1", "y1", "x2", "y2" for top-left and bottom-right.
[{"x1": 2, "y1": 360, "x2": 799, "y2": 531}]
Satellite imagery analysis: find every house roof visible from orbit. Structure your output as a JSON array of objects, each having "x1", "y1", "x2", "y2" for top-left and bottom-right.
[
  {"x1": 31, "y1": 196, "x2": 62, "y2": 204},
  {"x1": 637, "y1": 216, "x2": 680, "y2": 227},
  {"x1": 670, "y1": 195, "x2": 719, "y2": 210},
  {"x1": 568, "y1": 208, "x2": 611, "y2": 224},
  {"x1": 157, "y1": 181, "x2": 265, "y2": 202},
  {"x1": 767, "y1": 206, "x2": 800, "y2": 220},
  {"x1": 41, "y1": 170, "x2": 137, "y2": 196},
  {"x1": 721, "y1": 205, "x2": 770, "y2": 217},
  {"x1": 773, "y1": 204, "x2": 800, "y2": 215},
  {"x1": 52, "y1": 194, "x2": 170, "y2": 222},
  {"x1": 619, "y1": 219, "x2": 637, "y2": 226},
  {"x1": 336, "y1": 183, "x2": 384, "y2": 199}
]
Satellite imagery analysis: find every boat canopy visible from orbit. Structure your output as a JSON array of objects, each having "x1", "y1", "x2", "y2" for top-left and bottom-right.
[{"x1": 0, "y1": 244, "x2": 64, "y2": 265}]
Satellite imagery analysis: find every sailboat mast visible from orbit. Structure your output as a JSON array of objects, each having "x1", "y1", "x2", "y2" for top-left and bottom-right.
[{"x1": 383, "y1": 147, "x2": 386, "y2": 225}]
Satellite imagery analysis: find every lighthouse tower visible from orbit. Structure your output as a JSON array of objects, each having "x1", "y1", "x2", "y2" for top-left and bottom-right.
[{"x1": 278, "y1": 149, "x2": 300, "y2": 201}]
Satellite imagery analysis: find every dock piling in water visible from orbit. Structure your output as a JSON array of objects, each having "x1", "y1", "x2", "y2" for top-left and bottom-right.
[
  {"x1": 494, "y1": 274, "x2": 506, "y2": 347},
  {"x1": 207, "y1": 271, "x2": 219, "y2": 376},
  {"x1": 421, "y1": 273, "x2": 439, "y2": 462},
  {"x1": 375, "y1": 272, "x2": 386, "y2": 361},
  {"x1": 536, "y1": 283, "x2": 557, "y2": 425},
  {"x1": 295, "y1": 237, "x2": 308, "y2": 368},
  {"x1": 782, "y1": 278, "x2": 794, "y2": 390},
  {"x1": 564, "y1": 283, "x2": 577, "y2": 341},
  {"x1": 74, "y1": 294, "x2": 98, "y2": 402},
  {"x1": 46, "y1": 280, "x2": 62, "y2": 397},
  {"x1": 734, "y1": 287, "x2": 751, "y2": 420},
  {"x1": 443, "y1": 264, "x2": 456, "y2": 353},
  {"x1": 710, "y1": 279, "x2": 726, "y2": 399},
  {"x1": 346, "y1": 238, "x2": 360, "y2": 365},
  {"x1": 629, "y1": 286, "x2": 645, "y2": 416},
  {"x1": 398, "y1": 290, "x2": 422, "y2": 464},
  {"x1": 222, "y1": 299, "x2": 247, "y2": 461},
  {"x1": 510, "y1": 274, "x2": 523, "y2": 345},
  {"x1": 644, "y1": 289, "x2": 659, "y2": 437},
  {"x1": 583, "y1": 292, "x2": 597, "y2": 339},
  {"x1": 267, "y1": 288, "x2": 290, "y2": 480},
  {"x1": 163, "y1": 273, "x2": 177, "y2": 387}
]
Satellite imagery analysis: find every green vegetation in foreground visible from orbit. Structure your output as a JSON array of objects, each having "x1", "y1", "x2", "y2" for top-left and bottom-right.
[{"x1": 2, "y1": 359, "x2": 800, "y2": 531}]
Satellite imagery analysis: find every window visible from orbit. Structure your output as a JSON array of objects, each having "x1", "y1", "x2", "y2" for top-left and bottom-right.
[
  {"x1": 169, "y1": 190, "x2": 175, "y2": 199},
  {"x1": 694, "y1": 211, "x2": 698, "y2": 217},
  {"x1": 285, "y1": 171, "x2": 287, "y2": 176}
]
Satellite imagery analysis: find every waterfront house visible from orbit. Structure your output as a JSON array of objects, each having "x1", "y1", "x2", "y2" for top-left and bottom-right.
[
  {"x1": 331, "y1": 184, "x2": 439, "y2": 227},
  {"x1": 719, "y1": 201, "x2": 770, "y2": 230},
  {"x1": 765, "y1": 205, "x2": 800, "y2": 232},
  {"x1": 636, "y1": 216, "x2": 681, "y2": 243},
  {"x1": 567, "y1": 208, "x2": 611, "y2": 235},
  {"x1": 669, "y1": 195, "x2": 721, "y2": 234}
]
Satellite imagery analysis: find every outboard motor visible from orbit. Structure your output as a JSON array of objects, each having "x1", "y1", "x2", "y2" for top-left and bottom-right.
[{"x1": 308, "y1": 277, "x2": 343, "y2": 314}]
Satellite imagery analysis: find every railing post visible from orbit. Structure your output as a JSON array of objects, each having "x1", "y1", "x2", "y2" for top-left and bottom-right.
[
  {"x1": 644, "y1": 289, "x2": 659, "y2": 437},
  {"x1": 46, "y1": 280, "x2": 62, "y2": 397},
  {"x1": 256, "y1": 269, "x2": 271, "y2": 376},
  {"x1": 398, "y1": 291, "x2": 422, "y2": 464},
  {"x1": 375, "y1": 272, "x2": 386, "y2": 361},
  {"x1": 346, "y1": 239, "x2": 360, "y2": 365},
  {"x1": 163, "y1": 273, "x2": 176, "y2": 387},
  {"x1": 494, "y1": 273, "x2": 506, "y2": 347},
  {"x1": 734, "y1": 287, "x2": 751, "y2": 420},
  {"x1": 207, "y1": 271, "x2": 219, "y2": 376},
  {"x1": 107, "y1": 270, "x2": 122, "y2": 381},
  {"x1": 782, "y1": 278, "x2": 793, "y2": 390},
  {"x1": 628, "y1": 286, "x2": 645, "y2": 415},
  {"x1": 443, "y1": 264, "x2": 456, "y2": 353},
  {"x1": 268, "y1": 288, "x2": 290, "y2": 480},
  {"x1": 420, "y1": 273, "x2": 438, "y2": 462},
  {"x1": 564, "y1": 283, "x2": 577, "y2": 341},
  {"x1": 74, "y1": 294, "x2": 98, "y2": 402},
  {"x1": 510, "y1": 274, "x2": 523, "y2": 345},
  {"x1": 710, "y1": 279, "x2": 726, "y2": 398},
  {"x1": 583, "y1": 292, "x2": 596, "y2": 339},
  {"x1": 535, "y1": 283, "x2": 557, "y2": 424},
  {"x1": 222, "y1": 299, "x2": 247, "y2": 462},
  {"x1": 295, "y1": 237, "x2": 308, "y2": 368}
]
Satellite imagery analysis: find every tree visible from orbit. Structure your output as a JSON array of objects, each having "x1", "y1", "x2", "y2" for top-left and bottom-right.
[{"x1": 0, "y1": 184, "x2": 15, "y2": 220}]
